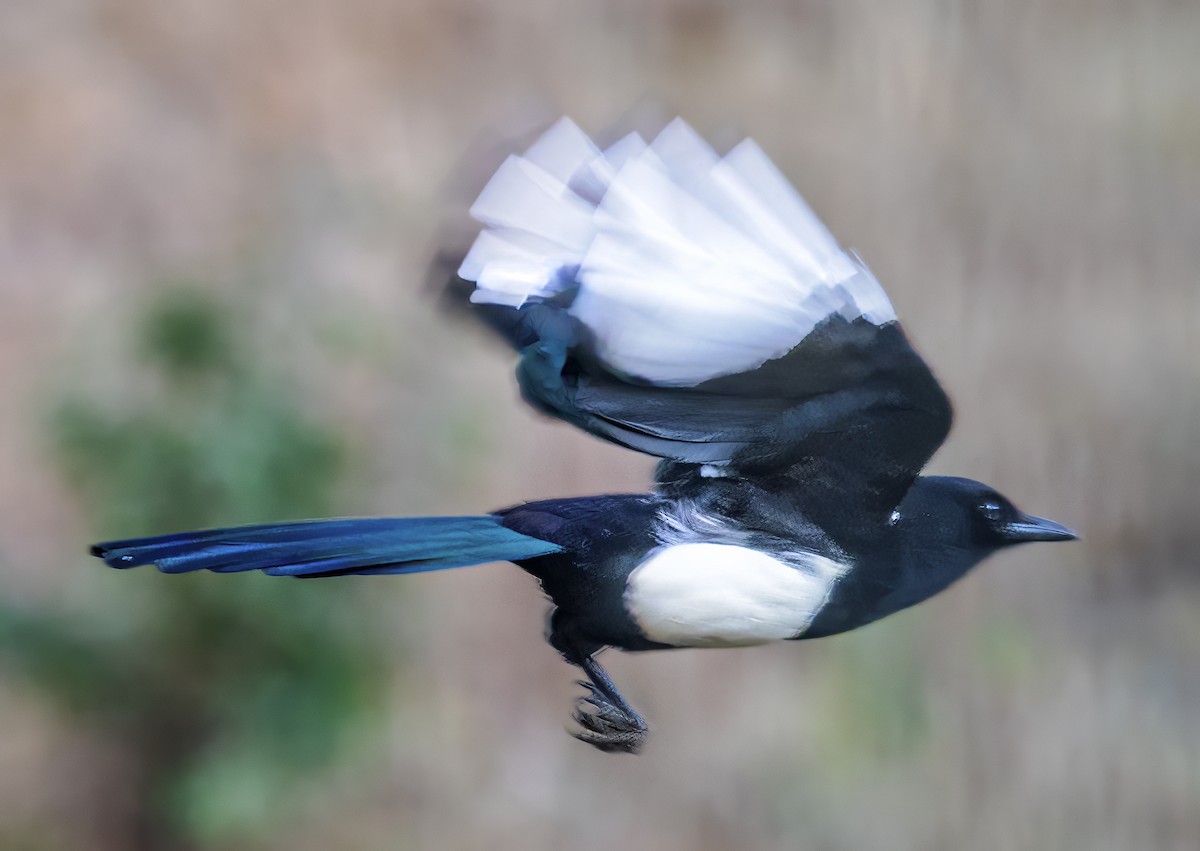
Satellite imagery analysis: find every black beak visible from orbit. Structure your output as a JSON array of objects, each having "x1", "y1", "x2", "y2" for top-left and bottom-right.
[{"x1": 1002, "y1": 513, "x2": 1078, "y2": 543}]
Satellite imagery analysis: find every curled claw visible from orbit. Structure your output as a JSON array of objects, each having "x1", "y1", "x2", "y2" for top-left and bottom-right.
[
  {"x1": 570, "y1": 682, "x2": 648, "y2": 754},
  {"x1": 574, "y1": 681, "x2": 617, "y2": 713}
]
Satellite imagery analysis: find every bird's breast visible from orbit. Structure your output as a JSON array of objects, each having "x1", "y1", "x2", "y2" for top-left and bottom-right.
[{"x1": 623, "y1": 543, "x2": 850, "y2": 648}]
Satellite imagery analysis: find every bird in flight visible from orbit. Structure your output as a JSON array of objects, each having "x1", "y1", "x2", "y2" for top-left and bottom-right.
[{"x1": 92, "y1": 118, "x2": 1076, "y2": 754}]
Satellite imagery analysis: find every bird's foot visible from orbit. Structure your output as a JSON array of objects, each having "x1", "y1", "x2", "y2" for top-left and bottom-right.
[{"x1": 571, "y1": 681, "x2": 648, "y2": 754}]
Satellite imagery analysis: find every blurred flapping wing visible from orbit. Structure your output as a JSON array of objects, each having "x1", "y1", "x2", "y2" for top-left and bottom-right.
[{"x1": 452, "y1": 118, "x2": 952, "y2": 528}]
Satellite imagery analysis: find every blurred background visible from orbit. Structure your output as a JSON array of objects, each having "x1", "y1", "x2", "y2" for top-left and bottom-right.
[{"x1": 1, "y1": 0, "x2": 1197, "y2": 848}]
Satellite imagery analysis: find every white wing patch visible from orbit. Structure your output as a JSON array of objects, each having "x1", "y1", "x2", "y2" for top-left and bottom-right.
[
  {"x1": 460, "y1": 117, "x2": 895, "y2": 386},
  {"x1": 624, "y1": 543, "x2": 848, "y2": 647}
]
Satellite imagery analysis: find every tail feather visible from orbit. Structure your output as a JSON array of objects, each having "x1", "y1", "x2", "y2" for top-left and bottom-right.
[{"x1": 91, "y1": 516, "x2": 563, "y2": 578}]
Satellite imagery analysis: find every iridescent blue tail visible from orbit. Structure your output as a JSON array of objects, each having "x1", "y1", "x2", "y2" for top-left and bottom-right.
[{"x1": 91, "y1": 516, "x2": 562, "y2": 578}]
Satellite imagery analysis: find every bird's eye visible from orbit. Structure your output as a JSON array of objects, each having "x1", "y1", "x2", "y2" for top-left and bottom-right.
[{"x1": 979, "y1": 501, "x2": 1004, "y2": 522}]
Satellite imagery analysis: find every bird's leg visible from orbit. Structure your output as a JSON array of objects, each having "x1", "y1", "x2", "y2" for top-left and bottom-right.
[{"x1": 570, "y1": 653, "x2": 648, "y2": 754}]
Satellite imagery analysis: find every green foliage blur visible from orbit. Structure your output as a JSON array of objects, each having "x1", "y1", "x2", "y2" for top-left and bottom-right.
[{"x1": 1, "y1": 289, "x2": 388, "y2": 850}]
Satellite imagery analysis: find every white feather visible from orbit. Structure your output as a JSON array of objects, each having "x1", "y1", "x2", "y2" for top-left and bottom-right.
[
  {"x1": 521, "y1": 116, "x2": 601, "y2": 185},
  {"x1": 624, "y1": 543, "x2": 848, "y2": 647},
  {"x1": 467, "y1": 156, "x2": 594, "y2": 250},
  {"x1": 460, "y1": 229, "x2": 579, "y2": 307},
  {"x1": 459, "y1": 117, "x2": 897, "y2": 385}
]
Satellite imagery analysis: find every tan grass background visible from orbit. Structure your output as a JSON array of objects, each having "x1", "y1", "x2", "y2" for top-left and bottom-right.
[{"x1": 1, "y1": 1, "x2": 1197, "y2": 848}]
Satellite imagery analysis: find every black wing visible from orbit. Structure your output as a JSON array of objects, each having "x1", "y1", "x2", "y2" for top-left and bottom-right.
[
  {"x1": 445, "y1": 117, "x2": 952, "y2": 543},
  {"x1": 473, "y1": 296, "x2": 949, "y2": 542}
]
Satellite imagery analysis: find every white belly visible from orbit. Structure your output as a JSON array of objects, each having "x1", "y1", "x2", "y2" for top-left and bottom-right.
[{"x1": 624, "y1": 543, "x2": 848, "y2": 648}]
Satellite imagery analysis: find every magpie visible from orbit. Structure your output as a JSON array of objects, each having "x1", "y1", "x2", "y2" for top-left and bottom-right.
[{"x1": 91, "y1": 118, "x2": 1076, "y2": 754}]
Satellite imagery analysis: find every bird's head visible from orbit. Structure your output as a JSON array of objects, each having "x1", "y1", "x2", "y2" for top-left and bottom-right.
[{"x1": 896, "y1": 476, "x2": 1077, "y2": 560}]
